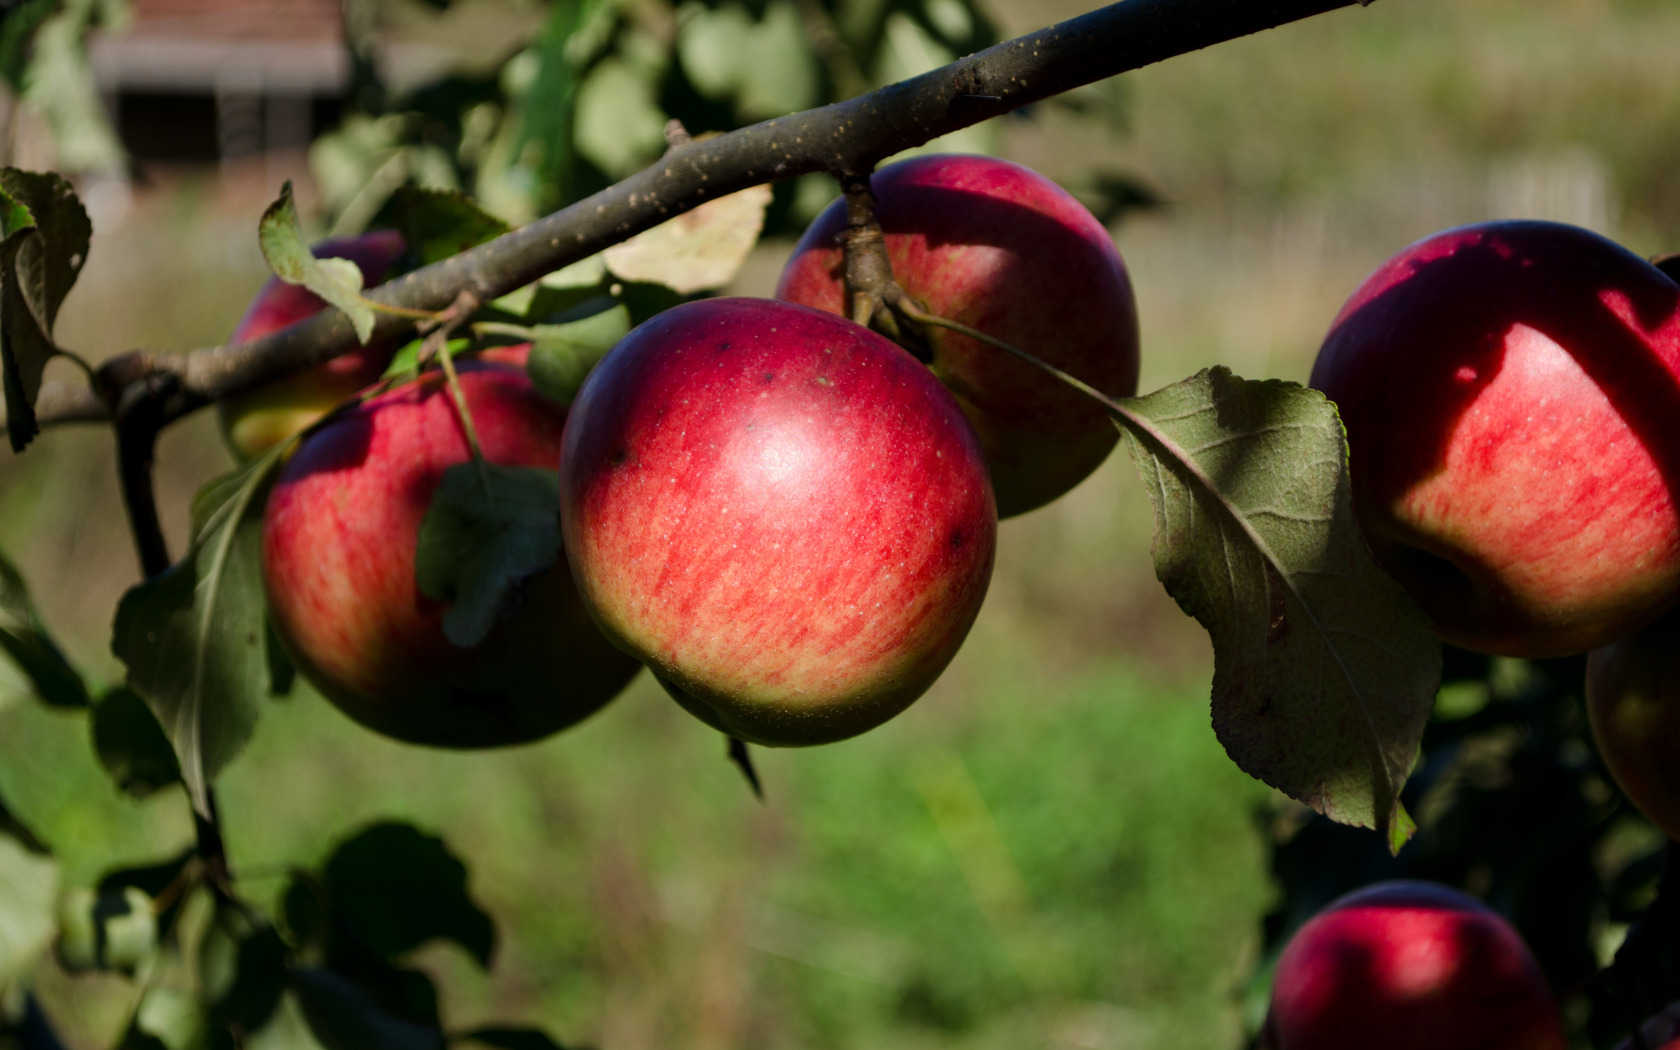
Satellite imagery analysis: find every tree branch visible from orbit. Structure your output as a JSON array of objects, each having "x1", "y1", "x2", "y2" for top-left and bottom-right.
[{"x1": 28, "y1": 0, "x2": 1367, "y2": 436}]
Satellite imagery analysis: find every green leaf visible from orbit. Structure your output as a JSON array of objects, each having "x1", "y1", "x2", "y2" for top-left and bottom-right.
[
  {"x1": 1115, "y1": 368, "x2": 1439, "y2": 848},
  {"x1": 259, "y1": 182, "x2": 377, "y2": 346},
  {"x1": 380, "y1": 337, "x2": 469, "y2": 382},
  {"x1": 293, "y1": 970, "x2": 444, "y2": 1050},
  {"x1": 415, "y1": 464, "x2": 562, "y2": 649},
  {"x1": 0, "y1": 807, "x2": 57, "y2": 997},
  {"x1": 0, "y1": 546, "x2": 89, "y2": 708},
  {"x1": 90, "y1": 688, "x2": 181, "y2": 799},
  {"x1": 200, "y1": 903, "x2": 288, "y2": 1033},
  {"x1": 111, "y1": 453, "x2": 283, "y2": 817},
  {"x1": 55, "y1": 885, "x2": 157, "y2": 974},
  {"x1": 524, "y1": 302, "x2": 629, "y2": 406},
  {"x1": 131, "y1": 987, "x2": 208, "y2": 1050},
  {"x1": 318, "y1": 823, "x2": 495, "y2": 968},
  {"x1": 0, "y1": 168, "x2": 90, "y2": 452},
  {"x1": 0, "y1": 1, "x2": 56, "y2": 93},
  {"x1": 381, "y1": 188, "x2": 509, "y2": 268},
  {"x1": 19, "y1": 0, "x2": 127, "y2": 173},
  {"x1": 573, "y1": 57, "x2": 668, "y2": 179}
]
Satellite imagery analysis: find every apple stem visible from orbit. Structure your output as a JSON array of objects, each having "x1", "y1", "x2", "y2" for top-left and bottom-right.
[
  {"x1": 835, "y1": 172, "x2": 934, "y2": 362},
  {"x1": 893, "y1": 299, "x2": 1117, "y2": 408},
  {"x1": 420, "y1": 290, "x2": 498, "y2": 503}
]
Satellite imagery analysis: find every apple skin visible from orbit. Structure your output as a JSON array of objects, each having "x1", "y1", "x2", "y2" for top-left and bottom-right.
[
  {"x1": 776, "y1": 154, "x2": 1139, "y2": 519},
  {"x1": 262, "y1": 358, "x2": 641, "y2": 747},
  {"x1": 1587, "y1": 607, "x2": 1680, "y2": 841},
  {"x1": 219, "y1": 229, "x2": 408, "y2": 462},
  {"x1": 1309, "y1": 220, "x2": 1680, "y2": 657},
  {"x1": 558, "y1": 297, "x2": 996, "y2": 746},
  {"x1": 1265, "y1": 880, "x2": 1567, "y2": 1050}
]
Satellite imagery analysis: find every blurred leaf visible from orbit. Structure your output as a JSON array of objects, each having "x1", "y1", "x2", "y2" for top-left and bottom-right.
[
  {"x1": 293, "y1": 969, "x2": 444, "y2": 1050},
  {"x1": 130, "y1": 988, "x2": 207, "y2": 1050},
  {"x1": 677, "y1": 0, "x2": 817, "y2": 121},
  {"x1": 319, "y1": 823, "x2": 495, "y2": 967},
  {"x1": 415, "y1": 464, "x2": 562, "y2": 649},
  {"x1": 0, "y1": 547, "x2": 88, "y2": 708},
  {"x1": 259, "y1": 183, "x2": 377, "y2": 346},
  {"x1": 0, "y1": 817, "x2": 57, "y2": 996},
  {"x1": 90, "y1": 687, "x2": 181, "y2": 798},
  {"x1": 1074, "y1": 170, "x2": 1166, "y2": 228},
  {"x1": 112, "y1": 453, "x2": 283, "y2": 817},
  {"x1": 456, "y1": 1029, "x2": 574, "y2": 1050},
  {"x1": 603, "y1": 184, "x2": 771, "y2": 294},
  {"x1": 19, "y1": 0, "x2": 126, "y2": 173},
  {"x1": 525, "y1": 302, "x2": 629, "y2": 406},
  {"x1": 0, "y1": 0, "x2": 54, "y2": 93},
  {"x1": 97, "y1": 850, "x2": 194, "y2": 936},
  {"x1": 573, "y1": 58, "x2": 667, "y2": 178},
  {"x1": 268, "y1": 621, "x2": 297, "y2": 699},
  {"x1": 0, "y1": 168, "x2": 89, "y2": 452},
  {"x1": 507, "y1": 0, "x2": 609, "y2": 211},
  {"x1": 1115, "y1": 367, "x2": 1440, "y2": 849},
  {"x1": 380, "y1": 189, "x2": 510, "y2": 267},
  {"x1": 200, "y1": 904, "x2": 288, "y2": 1034},
  {"x1": 55, "y1": 885, "x2": 155, "y2": 974}
]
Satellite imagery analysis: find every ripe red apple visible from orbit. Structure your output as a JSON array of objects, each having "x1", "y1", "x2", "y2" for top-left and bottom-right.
[
  {"x1": 776, "y1": 154, "x2": 1139, "y2": 518},
  {"x1": 1309, "y1": 220, "x2": 1680, "y2": 657},
  {"x1": 1587, "y1": 608, "x2": 1680, "y2": 841},
  {"x1": 219, "y1": 229, "x2": 408, "y2": 461},
  {"x1": 558, "y1": 297, "x2": 996, "y2": 746},
  {"x1": 262, "y1": 358, "x2": 640, "y2": 747},
  {"x1": 1264, "y1": 880, "x2": 1566, "y2": 1050}
]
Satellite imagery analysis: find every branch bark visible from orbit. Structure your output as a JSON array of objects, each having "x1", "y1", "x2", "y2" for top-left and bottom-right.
[{"x1": 28, "y1": 0, "x2": 1367, "y2": 434}]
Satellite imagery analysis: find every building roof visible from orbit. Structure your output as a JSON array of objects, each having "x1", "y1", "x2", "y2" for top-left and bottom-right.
[{"x1": 91, "y1": 0, "x2": 348, "y2": 93}]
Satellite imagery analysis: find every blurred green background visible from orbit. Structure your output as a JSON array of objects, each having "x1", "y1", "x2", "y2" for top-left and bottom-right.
[{"x1": 3, "y1": 0, "x2": 1680, "y2": 1046}]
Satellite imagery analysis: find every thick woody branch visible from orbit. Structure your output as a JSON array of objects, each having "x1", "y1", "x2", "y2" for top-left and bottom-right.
[{"x1": 29, "y1": 0, "x2": 1366, "y2": 433}]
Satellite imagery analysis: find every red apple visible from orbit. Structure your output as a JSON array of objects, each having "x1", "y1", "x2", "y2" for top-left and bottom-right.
[
  {"x1": 262, "y1": 358, "x2": 640, "y2": 747},
  {"x1": 1587, "y1": 607, "x2": 1680, "y2": 841},
  {"x1": 776, "y1": 154, "x2": 1139, "y2": 518},
  {"x1": 558, "y1": 297, "x2": 996, "y2": 746},
  {"x1": 1265, "y1": 880, "x2": 1566, "y2": 1050},
  {"x1": 1309, "y1": 220, "x2": 1680, "y2": 657},
  {"x1": 219, "y1": 229, "x2": 408, "y2": 461}
]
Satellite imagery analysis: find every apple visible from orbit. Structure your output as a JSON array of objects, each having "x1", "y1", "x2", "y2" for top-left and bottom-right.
[
  {"x1": 262, "y1": 357, "x2": 641, "y2": 747},
  {"x1": 776, "y1": 154, "x2": 1139, "y2": 518},
  {"x1": 1587, "y1": 607, "x2": 1680, "y2": 841},
  {"x1": 218, "y1": 229, "x2": 408, "y2": 461},
  {"x1": 1264, "y1": 880, "x2": 1566, "y2": 1050},
  {"x1": 1309, "y1": 220, "x2": 1680, "y2": 657},
  {"x1": 558, "y1": 297, "x2": 996, "y2": 746}
]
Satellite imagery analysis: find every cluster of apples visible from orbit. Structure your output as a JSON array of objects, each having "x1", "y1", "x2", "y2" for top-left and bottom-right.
[
  {"x1": 237, "y1": 154, "x2": 1139, "y2": 750},
  {"x1": 1260, "y1": 219, "x2": 1680, "y2": 1047}
]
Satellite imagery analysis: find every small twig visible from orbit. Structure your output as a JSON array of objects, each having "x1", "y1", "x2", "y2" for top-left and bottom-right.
[
  {"x1": 663, "y1": 119, "x2": 693, "y2": 149},
  {"x1": 364, "y1": 299, "x2": 445, "y2": 321},
  {"x1": 112, "y1": 375, "x2": 176, "y2": 579}
]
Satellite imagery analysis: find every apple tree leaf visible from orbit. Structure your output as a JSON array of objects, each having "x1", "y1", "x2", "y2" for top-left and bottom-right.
[
  {"x1": 0, "y1": 168, "x2": 90, "y2": 452},
  {"x1": 0, "y1": 545, "x2": 89, "y2": 708},
  {"x1": 602, "y1": 184, "x2": 772, "y2": 295},
  {"x1": 293, "y1": 969, "x2": 445, "y2": 1050},
  {"x1": 90, "y1": 687, "x2": 181, "y2": 799},
  {"x1": 311, "y1": 822, "x2": 496, "y2": 968},
  {"x1": 1113, "y1": 367, "x2": 1439, "y2": 851},
  {"x1": 0, "y1": 791, "x2": 56, "y2": 998},
  {"x1": 378, "y1": 187, "x2": 509, "y2": 267},
  {"x1": 524, "y1": 302, "x2": 630, "y2": 406},
  {"x1": 55, "y1": 884, "x2": 157, "y2": 975},
  {"x1": 415, "y1": 463, "x2": 561, "y2": 649},
  {"x1": 199, "y1": 901, "x2": 288, "y2": 1034},
  {"x1": 111, "y1": 452, "x2": 283, "y2": 818},
  {"x1": 260, "y1": 181, "x2": 377, "y2": 346}
]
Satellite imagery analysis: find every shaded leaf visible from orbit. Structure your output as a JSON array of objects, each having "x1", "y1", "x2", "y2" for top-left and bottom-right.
[
  {"x1": 603, "y1": 185, "x2": 772, "y2": 295},
  {"x1": 524, "y1": 303, "x2": 629, "y2": 407},
  {"x1": 415, "y1": 464, "x2": 561, "y2": 649},
  {"x1": 131, "y1": 988, "x2": 207, "y2": 1050},
  {"x1": 112, "y1": 454, "x2": 283, "y2": 817},
  {"x1": 293, "y1": 969, "x2": 444, "y2": 1050},
  {"x1": 0, "y1": 819, "x2": 56, "y2": 995},
  {"x1": 1115, "y1": 367, "x2": 1439, "y2": 849},
  {"x1": 97, "y1": 850, "x2": 195, "y2": 937},
  {"x1": 268, "y1": 621, "x2": 297, "y2": 699},
  {"x1": 200, "y1": 904, "x2": 288, "y2": 1033},
  {"x1": 318, "y1": 823, "x2": 495, "y2": 968},
  {"x1": 0, "y1": 169, "x2": 89, "y2": 452},
  {"x1": 90, "y1": 688, "x2": 181, "y2": 798},
  {"x1": 259, "y1": 182, "x2": 377, "y2": 345},
  {"x1": 382, "y1": 188, "x2": 509, "y2": 267},
  {"x1": 0, "y1": 547, "x2": 88, "y2": 709},
  {"x1": 55, "y1": 885, "x2": 155, "y2": 974}
]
